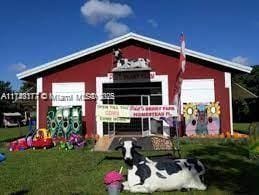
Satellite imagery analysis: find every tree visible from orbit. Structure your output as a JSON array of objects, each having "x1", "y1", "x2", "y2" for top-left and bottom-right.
[
  {"x1": 233, "y1": 65, "x2": 259, "y2": 96},
  {"x1": 232, "y1": 65, "x2": 259, "y2": 122},
  {"x1": 19, "y1": 81, "x2": 36, "y2": 93},
  {"x1": 0, "y1": 81, "x2": 13, "y2": 110},
  {"x1": 0, "y1": 81, "x2": 14, "y2": 126},
  {"x1": 18, "y1": 81, "x2": 36, "y2": 115}
]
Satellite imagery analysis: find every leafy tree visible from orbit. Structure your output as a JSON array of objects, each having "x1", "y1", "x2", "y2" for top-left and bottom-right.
[
  {"x1": 0, "y1": 81, "x2": 14, "y2": 126},
  {"x1": 0, "y1": 81, "x2": 13, "y2": 109},
  {"x1": 19, "y1": 81, "x2": 36, "y2": 93},
  {"x1": 233, "y1": 65, "x2": 259, "y2": 122},
  {"x1": 18, "y1": 81, "x2": 36, "y2": 116},
  {"x1": 233, "y1": 65, "x2": 259, "y2": 96}
]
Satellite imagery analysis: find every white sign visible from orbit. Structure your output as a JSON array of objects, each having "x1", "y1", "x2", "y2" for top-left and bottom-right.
[
  {"x1": 96, "y1": 104, "x2": 178, "y2": 118},
  {"x1": 96, "y1": 116, "x2": 130, "y2": 123},
  {"x1": 129, "y1": 105, "x2": 178, "y2": 117},
  {"x1": 52, "y1": 82, "x2": 85, "y2": 116}
]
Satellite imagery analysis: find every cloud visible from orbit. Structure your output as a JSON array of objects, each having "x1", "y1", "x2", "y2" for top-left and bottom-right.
[
  {"x1": 105, "y1": 20, "x2": 130, "y2": 38},
  {"x1": 9, "y1": 63, "x2": 27, "y2": 72},
  {"x1": 81, "y1": 0, "x2": 132, "y2": 24},
  {"x1": 231, "y1": 56, "x2": 249, "y2": 65},
  {"x1": 81, "y1": 0, "x2": 132, "y2": 37},
  {"x1": 147, "y1": 19, "x2": 158, "y2": 28}
]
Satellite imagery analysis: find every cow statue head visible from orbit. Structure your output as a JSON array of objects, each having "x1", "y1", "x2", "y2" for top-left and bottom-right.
[{"x1": 115, "y1": 138, "x2": 142, "y2": 167}]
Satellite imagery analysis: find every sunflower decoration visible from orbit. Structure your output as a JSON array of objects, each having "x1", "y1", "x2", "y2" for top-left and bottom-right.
[
  {"x1": 207, "y1": 101, "x2": 220, "y2": 117},
  {"x1": 183, "y1": 103, "x2": 197, "y2": 120}
]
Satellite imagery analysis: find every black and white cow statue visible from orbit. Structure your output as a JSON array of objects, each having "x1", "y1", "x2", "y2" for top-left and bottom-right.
[
  {"x1": 115, "y1": 140, "x2": 207, "y2": 193},
  {"x1": 113, "y1": 49, "x2": 150, "y2": 69}
]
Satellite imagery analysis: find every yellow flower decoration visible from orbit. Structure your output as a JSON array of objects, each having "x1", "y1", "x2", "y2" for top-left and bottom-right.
[
  {"x1": 207, "y1": 102, "x2": 220, "y2": 117},
  {"x1": 183, "y1": 103, "x2": 197, "y2": 120}
]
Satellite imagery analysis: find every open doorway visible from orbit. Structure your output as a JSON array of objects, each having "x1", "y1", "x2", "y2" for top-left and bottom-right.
[{"x1": 102, "y1": 82, "x2": 163, "y2": 136}]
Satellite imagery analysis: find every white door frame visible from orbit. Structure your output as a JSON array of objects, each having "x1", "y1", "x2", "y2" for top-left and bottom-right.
[
  {"x1": 96, "y1": 72, "x2": 169, "y2": 137},
  {"x1": 141, "y1": 95, "x2": 151, "y2": 136}
]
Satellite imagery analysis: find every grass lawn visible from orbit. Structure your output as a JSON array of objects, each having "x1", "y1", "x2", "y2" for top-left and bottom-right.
[
  {"x1": 0, "y1": 126, "x2": 28, "y2": 143},
  {"x1": 233, "y1": 122, "x2": 259, "y2": 135},
  {"x1": 0, "y1": 130, "x2": 259, "y2": 194},
  {"x1": 233, "y1": 123, "x2": 251, "y2": 131}
]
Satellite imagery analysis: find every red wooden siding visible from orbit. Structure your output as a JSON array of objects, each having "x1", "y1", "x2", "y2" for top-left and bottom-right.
[{"x1": 38, "y1": 43, "x2": 231, "y2": 136}]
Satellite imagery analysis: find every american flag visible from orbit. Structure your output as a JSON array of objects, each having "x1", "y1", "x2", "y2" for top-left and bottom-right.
[
  {"x1": 179, "y1": 33, "x2": 186, "y2": 73},
  {"x1": 173, "y1": 33, "x2": 186, "y2": 118}
]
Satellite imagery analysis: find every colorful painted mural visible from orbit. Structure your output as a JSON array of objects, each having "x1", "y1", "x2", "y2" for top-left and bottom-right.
[
  {"x1": 47, "y1": 106, "x2": 82, "y2": 138},
  {"x1": 183, "y1": 102, "x2": 220, "y2": 136}
]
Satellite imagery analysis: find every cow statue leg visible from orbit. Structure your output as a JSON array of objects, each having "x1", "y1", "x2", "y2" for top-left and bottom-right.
[
  {"x1": 185, "y1": 176, "x2": 207, "y2": 190},
  {"x1": 122, "y1": 181, "x2": 151, "y2": 193},
  {"x1": 122, "y1": 181, "x2": 130, "y2": 191},
  {"x1": 129, "y1": 185, "x2": 151, "y2": 193}
]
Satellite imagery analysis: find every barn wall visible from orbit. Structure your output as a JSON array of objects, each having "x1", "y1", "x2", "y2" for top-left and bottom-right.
[{"x1": 38, "y1": 44, "x2": 231, "y2": 136}]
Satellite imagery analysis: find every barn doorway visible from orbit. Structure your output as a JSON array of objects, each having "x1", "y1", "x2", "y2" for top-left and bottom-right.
[{"x1": 102, "y1": 82, "x2": 163, "y2": 136}]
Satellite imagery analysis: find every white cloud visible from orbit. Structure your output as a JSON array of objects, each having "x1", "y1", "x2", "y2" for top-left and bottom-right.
[
  {"x1": 105, "y1": 20, "x2": 129, "y2": 38},
  {"x1": 147, "y1": 19, "x2": 158, "y2": 28},
  {"x1": 9, "y1": 63, "x2": 27, "y2": 72},
  {"x1": 81, "y1": 0, "x2": 133, "y2": 24},
  {"x1": 231, "y1": 56, "x2": 249, "y2": 65},
  {"x1": 81, "y1": 0, "x2": 132, "y2": 38}
]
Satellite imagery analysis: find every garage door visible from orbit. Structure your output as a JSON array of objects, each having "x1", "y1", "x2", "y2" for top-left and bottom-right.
[
  {"x1": 52, "y1": 82, "x2": 85, "y2": 116},
  {"x1": 181, "y1": 79, "x2": 215, "y2": 106}
]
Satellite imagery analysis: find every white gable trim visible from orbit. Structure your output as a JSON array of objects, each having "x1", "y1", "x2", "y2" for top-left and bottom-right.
[
  {"x1": 225, "y1": 72, "x2": 233, "y2": 135},
  {"x1": 17, "y1": 33, "x2": 252, "y2": 80}
]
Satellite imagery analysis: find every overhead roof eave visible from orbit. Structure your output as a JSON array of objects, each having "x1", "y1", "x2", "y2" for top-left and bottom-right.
[
  {"x1": 232, "y1": 82, "x2": 258, "y2": 100},
  {"x1": 17, "y1": 32, "x2": 252, "y2": 80}
]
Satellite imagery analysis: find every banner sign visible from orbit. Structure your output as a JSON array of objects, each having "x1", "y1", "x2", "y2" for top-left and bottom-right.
[
  {"x1": 113, "y1": 71, "x2": 150, "y2": 81},
  {"x1": 96, "y1": 116, "x2": 130, "y2": 123},
  {"x1": 129, "y1": 105, "x2": 178, "y2": 117},
  {"x1": 96, "y1": 105, "x2": 130, "y2": 118},
  {"x1": 96, "y1": 104, "x2": 178, "y2": 120}
]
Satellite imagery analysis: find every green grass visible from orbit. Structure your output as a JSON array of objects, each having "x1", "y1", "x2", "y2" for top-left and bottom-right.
[
  {"x1": 0, "y1": 126, "x2": 28, "y2": 142},
  {"x1": 233, "y1": 122, "x2": 250, "y2": 131},
  {"x1": 0, "y1": 128, "x2": 259, "y2": 194},
  {"x1": 233, "y1": 122, "x2": 259, "y2": 135}
]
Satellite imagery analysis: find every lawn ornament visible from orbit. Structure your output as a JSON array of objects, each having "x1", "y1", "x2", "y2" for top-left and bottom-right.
[
  {"x1": 47, "y1": 107, "x2": 58, "y2": 136},
  {"x1": 55, "y1": 109, "x2": 65, "y2": 137},
  {"x1": 59, "y1": 133, "x2": 85, "y2": 150},
  {"x1": 9, "y1": 127, "x2": 36, "y2": 151},
  {"x1": 116, "y1": 140, "x2": 206, "y2": 193},
  {"x1": 196, "y1": 104, "x2": 208, "y2": 134},
  {"x1": 104, "y1": 170, "x2": 124, "y2": 195},
  {"x1": 47, "y1": 106, "x2": 82, "y2": 139},
  {"x1": 113, "y1": 49, "x2": 123, "y2": 62},
  {"x1": 184, "y1": 102, "x2": 221, "y2": 136},
  {"x1": 31, "y1": 128, "x2": 53, "y2": 149},
  {"x1": 71, "y1": 106, "x2": 82, "y2": 135},
  {"x1": 9, "y1": 138, "x2": 29, "y2": 151},
  {"x1": 69, "y1": 133, "x2": 85, "y2": 149},
  {"x1": 206, "y1": 102, "x2": 220, "y2": 135},
  {"x1": 0, "y1": 153, "x2": 6, "y2": 162},
  {"x1": 62, "y1": 108, "x2": 71, "y2": 138},
  {"x1": 183, "y1": 103, "x2": 198, "y2": 136},
  {"x1": 113, "y1": 49, "x2": 150, "y2": 70},
  {"x1": 52, "y1": 136, "x2": 66, "y2": 146},
  {"x1": 59, "y1": 141, "x2": 74, "y2": 150}
]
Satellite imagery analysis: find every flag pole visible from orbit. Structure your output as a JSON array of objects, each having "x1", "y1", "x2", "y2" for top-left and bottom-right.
[{"x1": 173, "y1": 33, "x2": 186, "y2": 157}]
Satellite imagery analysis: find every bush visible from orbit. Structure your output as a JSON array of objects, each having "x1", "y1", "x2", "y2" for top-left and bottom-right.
[
  {"x1": 249, "y1": 142, "x2": 259, "y2": 160},
  {"x1": 85, "y1": 138, "x2": 96, "y2": 147}
]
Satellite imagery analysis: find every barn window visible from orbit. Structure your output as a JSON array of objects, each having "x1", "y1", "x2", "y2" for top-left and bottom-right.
[
  {"x1": 52, "y1": 82, "x2": 85, "y2": 116},
  {"x1": 181, "y1": 79, "x2": 215, "y2": 110}
]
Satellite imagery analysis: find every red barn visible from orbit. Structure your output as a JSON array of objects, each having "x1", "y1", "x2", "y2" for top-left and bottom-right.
[{"x1": 17, "y1": 33, "x2": 252, "y2": 138}]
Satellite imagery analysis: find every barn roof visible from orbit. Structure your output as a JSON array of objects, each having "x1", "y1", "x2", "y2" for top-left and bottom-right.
[
  {"x1": 17, "y1": 32, "x2": 252, "y2": 80},
  {"x1": 232, "y1": 82, "x2": 258, "y2": 100}
]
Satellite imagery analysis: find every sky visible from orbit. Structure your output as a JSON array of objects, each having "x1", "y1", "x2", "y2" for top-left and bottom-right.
[{"x1": 0, "y1": 0, "x2": 259, "y2": 90}]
